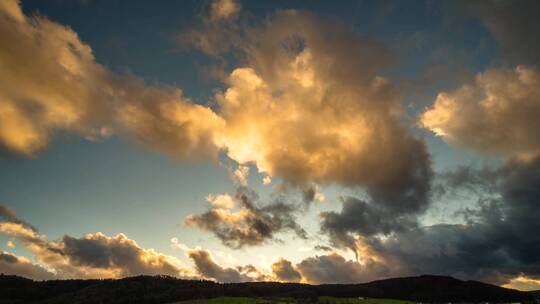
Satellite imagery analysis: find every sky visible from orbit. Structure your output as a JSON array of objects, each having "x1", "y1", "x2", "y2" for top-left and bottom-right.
[{"x1": 1, "y1": 0, "x2": 540, "y2": 291}]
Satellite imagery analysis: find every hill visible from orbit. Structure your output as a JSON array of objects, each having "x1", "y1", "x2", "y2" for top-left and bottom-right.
[
  {"x1": 0, "y1": 274, "x2": 534, "y2": 304},
  {"x1": 529, "y1": 290, "x2": 540, "y2": 299}
]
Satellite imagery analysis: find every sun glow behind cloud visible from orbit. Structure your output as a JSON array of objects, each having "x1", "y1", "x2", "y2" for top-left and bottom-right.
[{"x1": 503, "y1": 276, "x2": 540, "y2": 292}]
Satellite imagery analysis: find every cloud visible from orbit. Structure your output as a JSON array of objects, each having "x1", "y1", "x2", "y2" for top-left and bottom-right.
[
  {"x1": 0, "y1": 222, "x2": 64, "y2": 266},
  {"x1": 1, "y1": 1, "x2": 432, "y2": 210},
  {"x1": 206, "y1": 193, "x2": 236, "y2": 209},
  {"x1": 296, "y1": 253, "x2": 386, "y2": 284},
  {"x1": 0, "y1": 206, "x2": 193, "y2": 279},
  {"x1": 177, "y1": 240, "x2": 389, "y2": 284},
  {"x1": 217, "y1": 11, "x2": 419, "y2": 183},
  {"x1": 350, "y1": 155, "x2": 540, "y2": 286},
  {"x1": 0, "y1": 0, "x2": 223, "y2": 159},
  {"x1": 413, "y1": 5, "x2": 540, "y2": 285},
  {"x1": 262, "y1": 176, "x2": 272, "y2": 185},
  {"x1": 0, "y1": 251, "x2": 55, "y2": 280},
  {"x1": 115, "y1": 80, "x2": 224, "y2": 160},
  {"x1": 408, "y1": 1, "x2": 540, "y2": 287},
  {"x1": 0, "y1": 205, "x2": 37, "y2": 232},
  {"x1": 178, "y1": 0, "x2": 242, "y2": 56},
  {"x1": 181, "y1": 7, "x2": 435, "y2": 204},
  {"x1": 185, "y1": 187, "x2": 307, "y2": 249},
  {"x1": 0, "y1": 0, "x2": 113, "y2": 155},
  {"x1": 209, "y1": 10, "x2": 433, "y2": 220},
  {"x1": 187, "y1": 248, "x2": 253, "y2": 283},
  {"x1": 301, "y1": 184, "x2": 325, "y2": 204},
  {"x1": 420, "y1": 66, "x2": 540, "y2": 159},
  {"x1": 232, "y1": 165, "x2": 249, "y2": 186},
  {"x1": 3, "y1": 0, "x2": 540, "y2": 289},
  {"x1": 421, "y1": 1, "x2": 540, "y2": 160},
  {"x1": 435, "y1": 165, "x2": 498, "y2": 197},
  {"x1": 210, "y1": 0, "x2": 241, "y2": 21},
  {"x1": 186, "y1": 6, "x2": 445, "y2": 265},
  {"x1": 313, "y1": 152, "x2": 540, "y2": 286},
  {"x1": 271, "y1": 258, "x2": 301, "y2": 282},
  {"x1": 0, "y1": 209, "x2": 277, "y2": 283},
  {"x1": 320, "y1": 197, "x2": 417, "y2": 249},
  {"x1": 2, "y1": 4, "x2": 439, "y2": 280},
  {"x1": 61, "y1": 233, "x2": 186, "y2": 277},
  {"x1": 172, "y1": 240, "x2": 270, "y2": 282},
  {"x1": 177, "y1": 241, "x2": 384, "y2": 284},
  {"x1": 465, "y1": 0, "x2": 540, "y2": 66},
  {"x1": 2, "y1": 2, "x2": 433, "y2": 220}
]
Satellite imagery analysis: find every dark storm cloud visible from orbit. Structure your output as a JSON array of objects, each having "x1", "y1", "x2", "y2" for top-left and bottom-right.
[
  {"x1": 296, "y1": 253, "x2": 387, "y2": 284},
  {"x1": 187, "y1": 249, "x2": 252, "y2": 283},
  {"x1": 318, "y1": 140, "x2": 432, "y2": 249},
  {"x1": 62, "y1": 236, "x2": 111, "y2": 269},
  {"x1": 185, "y1": 187, "x2": 307, "y2": 249},
  {"x1": 316, "y1": 153, "x2": 540, "y2": 286},
  {"x1": 365, "y1": 138, "x2": 433, "y2": 215},
  {"x1": 363, "y1": 156, "x2": 540, "y2": 285},
  {"x1": 318, "y1": 136, "x2": 433, "y2": 249},
  {"x1": 465, "y1": 0, "x2": 540, "y2": 66},
  {"x1": 320, "y1": 197, "x2": 417, "y2": 248},
  {"x1": 0, "y1": 205, "x2": 37, "y2": 232},
  {"x1": 271, "y1": 258, "x2": 302, "y2": 282},
  {"x1": 418, "y1": 6, "x2": 540, "y2": 284},
  {"x1": 430, "y1": 165, "x2": 501, "y2": 200},
  {"x1": 438, "y1": 166, "x2": 497, "y2": 193}
]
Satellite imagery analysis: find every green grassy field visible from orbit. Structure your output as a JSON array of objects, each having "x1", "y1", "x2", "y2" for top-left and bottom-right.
[
  {"x1": 172, "y1": 297, "x2": 288, "y2": 304},
  {"x1": 173, "y1": 296, "x2": 414, "y2": 304},
  {"x1": 318, "y1": 298, "x2": 413, "y2": 304}
]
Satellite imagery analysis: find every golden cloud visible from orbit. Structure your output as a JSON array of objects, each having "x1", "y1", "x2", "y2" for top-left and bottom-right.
[
  {"x1": 210, "y1": 11, "x2": 432, "y2": 204},
  {"x1": 210, "y1": 0, "x2": 240, "y2": 21},
  {"x1": 420, "y1": 66, "x2": 540, "y2": 159},
  {"x1": 0, "y1": 0, "x2": 114, "y2": 155},
  {"x1": 1, "y1": 2, "x2": 431, "y2": 205},
  {"x1": 0, "y1": 0, "x2": 223, "y2": 159}
]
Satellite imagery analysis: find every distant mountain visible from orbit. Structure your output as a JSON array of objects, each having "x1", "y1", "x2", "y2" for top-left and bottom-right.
[{"x1": 0, "y1": 273, "x2": 534, "y2": 303}]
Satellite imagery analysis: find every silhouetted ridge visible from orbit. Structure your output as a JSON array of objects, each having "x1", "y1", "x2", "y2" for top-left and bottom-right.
[
  {"x1": 357, "y1": 275, "x2": 530, "y2": 302},
  {"x1": 0, "y1": 273, "x2": 534, "y2": 303},
  {"x1": 529, "y1": 290, "x2": 540, "y2": 299}
]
